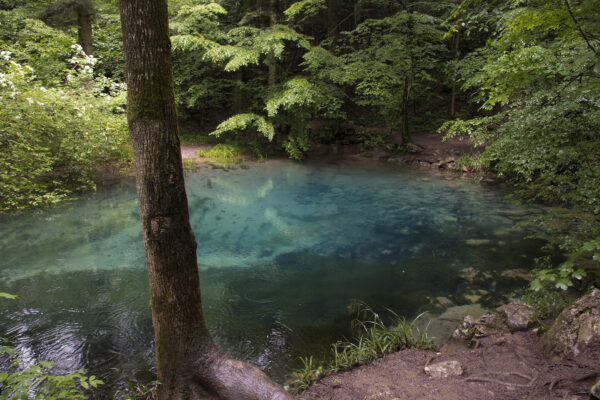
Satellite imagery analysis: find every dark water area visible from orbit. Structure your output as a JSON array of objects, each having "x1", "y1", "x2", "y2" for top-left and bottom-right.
[{"x1": 0, "y1": 159, "x2": 547, "y2": 397}]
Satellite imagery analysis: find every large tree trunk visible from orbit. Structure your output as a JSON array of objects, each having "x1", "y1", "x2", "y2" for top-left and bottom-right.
[{"x1": 119, "y1": 1, "x2": 291, "y2": 399}]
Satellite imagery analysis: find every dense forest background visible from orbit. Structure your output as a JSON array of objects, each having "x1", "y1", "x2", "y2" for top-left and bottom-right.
[{"x1": 0, "y1": 0, "x2": 599, "y2": 314}]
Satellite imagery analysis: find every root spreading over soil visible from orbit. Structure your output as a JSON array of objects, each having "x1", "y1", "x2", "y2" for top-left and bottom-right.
[{"x1": 297, "y1": 332, "x2": 599, "y2": 400}]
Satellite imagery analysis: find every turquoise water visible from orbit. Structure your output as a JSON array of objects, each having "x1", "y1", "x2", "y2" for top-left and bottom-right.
[{"x1": 0, "y1": 160, "x2": 545, "y2": 396}]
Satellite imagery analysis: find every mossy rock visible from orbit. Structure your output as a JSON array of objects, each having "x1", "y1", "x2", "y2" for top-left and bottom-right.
[{"x1": 538, "y1": 289, "x2": 600, "y2": 358}]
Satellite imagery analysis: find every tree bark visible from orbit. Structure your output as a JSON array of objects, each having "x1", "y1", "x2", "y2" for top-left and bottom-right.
[
  {"x1": 232, "y1": 70, "x2": 243, "y2": 114},
  {"x1": 450, "y1": 28, "x2": 460, "y2": 118},
  {"x1": 119, "y1": 1, "x2": 291, "y2": 399},
  {"x1": 401, "y1": 73, "x2": 412, "y2": 145},
  {"x1": 75, "y1": 0, "x2": 93, "y2": 55},
  {"x1": 267, "y1": 0, "x2": 277, "y2": 88}
]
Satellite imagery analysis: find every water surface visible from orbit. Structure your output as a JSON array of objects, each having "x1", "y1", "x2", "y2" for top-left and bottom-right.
[{"x1": 0, "y1": 160, "x2": 544, "y2": 396}]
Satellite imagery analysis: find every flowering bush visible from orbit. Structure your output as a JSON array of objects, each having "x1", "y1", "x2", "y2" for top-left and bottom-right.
[{"x1": 0, "y1": 45, "x2": 130, "y2": 213}]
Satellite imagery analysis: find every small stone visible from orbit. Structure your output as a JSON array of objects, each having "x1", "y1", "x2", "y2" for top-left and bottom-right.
[
  {"x1": 459, "y1": 267, "x2": 481, "y2": 281},
  {"x1": 465, "y1": 294, "x2": 482, "y2": 303},
  {"x1": 424, "y1": 360, "x2": 463, "y2": 378},
  {"x1": 436, "y1": 296, "x2": 455, "y2": 308},
  {"x1": 499, "y1": 299, "x2": 537, "y2": 332},
  {"x1": 466, "y1": 238, "x2": 491, "y2": 246}
]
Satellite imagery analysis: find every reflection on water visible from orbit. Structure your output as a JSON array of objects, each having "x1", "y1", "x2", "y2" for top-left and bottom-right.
[{"x1": 0, "y1": 159, "x2": 545, "y2": 397}]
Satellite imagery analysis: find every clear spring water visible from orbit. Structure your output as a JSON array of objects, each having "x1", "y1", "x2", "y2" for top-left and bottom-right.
[{"x1": 0, "y1": 159, "x2": 545, "y2": 396}]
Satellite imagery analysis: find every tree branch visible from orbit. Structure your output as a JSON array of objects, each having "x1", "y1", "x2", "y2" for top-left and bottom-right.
[{"x1": 564, "y1": 0, "x2": 597, "y2": 55}]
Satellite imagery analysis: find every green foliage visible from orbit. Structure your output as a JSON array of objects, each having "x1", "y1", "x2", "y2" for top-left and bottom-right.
[
  {"x1": 0, "y1": 358, "x2": 102, "y2": 400},
  {"x1": 440, "y1": 0, "x2": 600, "y2": 297},
  {"x1": 197, "y1": 144, "x2": 245, "y2": 168},
  {"x1": 303, "y1": 11, "x2": 446, "y2": 136},
  {"x1": 204, "y1": 24, "x2": 311, "y2": 71},
  {"x1": 522, "y1": 286, "x2": 573, "y2": 321},
  {"x1": 284, "y1": 0, "x2": 326, "y2": 22},
  {"x1": 211, "y1": 113, "x2": 274, "y2": 141},
  {"x1": 356, "y1": 129, "x2": 387, "y2": 151},
  {"x1": 529, "y1": 256, "x2": 587, "y2": 292},
  {"x1": 287, "y1": 304, "x2": 434, "y2": 394},
  {"x1": 286, "y1": 356, "x2": 323, "y2": 394},
  {"x1": 0, "y1": 46, "x2": 130, "y2": 213},
  {"x1": 0, "y1": 9, "x2": 74, "y2": 84}
]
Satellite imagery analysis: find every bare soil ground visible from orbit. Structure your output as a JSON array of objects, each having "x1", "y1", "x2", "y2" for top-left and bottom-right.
[
  {"x1": 297, "y1": 332, "x2": 600, "y2": 400},
  {"x1": 180, "y1": 145, "x2": 209, "y2": 160}
]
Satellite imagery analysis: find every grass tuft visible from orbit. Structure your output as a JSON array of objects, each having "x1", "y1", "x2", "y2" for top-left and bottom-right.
[
  {"x1": 287, "y1": 303, "x2": 435, "y2": 394},
  {"x1": 197, "y1": 144, "x2": 245, "y2": 169}
]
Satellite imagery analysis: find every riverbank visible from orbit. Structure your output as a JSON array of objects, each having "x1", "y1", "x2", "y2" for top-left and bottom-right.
[
  {"x1": 296, "y1": 328, "x2": 599, "y2": 400},
  {"x1": 180, "y1": 132, "x2": 483, "y2": 173}
]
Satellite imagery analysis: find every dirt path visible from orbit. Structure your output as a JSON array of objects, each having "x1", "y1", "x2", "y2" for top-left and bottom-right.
[
  {"x1": 297, "y1": 332, "x2": 599, "y2": 400},
  {"x1": 180, "y1": 145, "x2": 208, "y2": 160}
]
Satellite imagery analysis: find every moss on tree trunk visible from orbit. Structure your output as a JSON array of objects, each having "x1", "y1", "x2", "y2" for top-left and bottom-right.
[{"x1": 119, "y1": 0, "x2": 291, "y2": 398}]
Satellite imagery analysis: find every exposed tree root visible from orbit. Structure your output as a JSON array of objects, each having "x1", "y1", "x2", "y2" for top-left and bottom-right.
[{"x1": 466, "y1": 371, "x2": 537, "y2": 388}]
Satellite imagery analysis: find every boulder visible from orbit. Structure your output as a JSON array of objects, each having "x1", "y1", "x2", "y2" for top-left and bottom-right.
[
  {"x1": 539, "y1": 289, "x2": 600, "y2": 358},
  {"x1": 499, "y1": 299, "x2": 537, "y2": 332},
  {"x1": 424, "y1": 360, "x2": 463, "y2": 378}
]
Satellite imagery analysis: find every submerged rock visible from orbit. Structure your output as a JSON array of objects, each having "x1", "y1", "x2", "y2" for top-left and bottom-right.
[
  {"x1": 500, "y1": 268, "x2": 532, "y2": 281},
  {"x1": 424, "y1": 360, "x2": 463, "y2": 378},
  {"x1": 499, "y1": 299, "x2": 537, "y2": 332},
  {"x1": 465, "y1": 238, "x2": 491, "y2": 246},
  {"x1": 435, "y1": 296, "x2": 455, "y2": 308},
  {"x1": 539, "y1": 289, "x2": 600, "y2": 358}
]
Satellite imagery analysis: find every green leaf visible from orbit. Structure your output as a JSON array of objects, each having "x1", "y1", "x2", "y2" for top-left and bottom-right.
[{"x1": 555, "y1": 278, "x2": 573, "y2": 290}]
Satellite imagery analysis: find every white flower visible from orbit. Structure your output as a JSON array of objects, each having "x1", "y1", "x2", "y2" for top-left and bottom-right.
[
  {"x1": 40, "y1": 86, "x2": 47, "y2": 92},
  {"x1": 26, "y1": 97, "x2": 33, "y2": 105},
  {"x1": 0, "y1": 50, "x2": 11, "y2": 61}
]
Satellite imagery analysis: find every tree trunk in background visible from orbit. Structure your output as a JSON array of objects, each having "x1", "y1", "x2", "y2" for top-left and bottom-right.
[
  {"x1": 119, "y1": 0, "x2": 291, "y2": 398},
  {"x1": 232, "y1": 70, "x2": 243, "y2": 114},
  {"x1": 401, "y1": 74, "x2": 412, "y2": 144},
  {"x1": 267, "y1": 0, "x2": 277, "y2": 88},
  {"x1": 450, "y1": 28, "x2": 460, "y2": 118},
  {"x1": 75, "y1": 0, "x2": 93, "y2": 55},
  {"x1": 327, "y1": 0, "x2": 337, "y2": 39}
]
